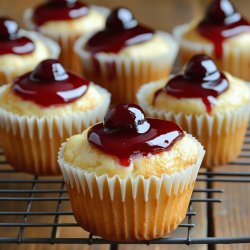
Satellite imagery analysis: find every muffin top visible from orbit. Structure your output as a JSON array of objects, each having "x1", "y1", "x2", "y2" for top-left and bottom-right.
[
  {"x1": 83, "y1": 7, "x2": 173, "y2": 57},
  {"x1": 181, "y1": 0, "x2": 250, "y2": 58},
  {"x1": 0, "y1": 59, "x2": 103, "y2": 117},
  {"x1": 0, "y1": 17, "x2": 51, "y2": 69},
  {"x1": 151, "y1": 55, "x2": 250, "y2": 115},
  {"x1": 31, "y1": 0, "x2": 106, "y2": 35},
  {"x1": 62, "y1": 104, "x2": 202, "y2": 179}
]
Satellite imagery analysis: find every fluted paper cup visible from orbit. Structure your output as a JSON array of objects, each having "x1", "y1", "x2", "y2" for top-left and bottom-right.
[
  {"x1": 58, "y1": 136, "x2": 205, "y2": 241},
  {"x1": 75, "y1": 31, "x2": 178, "y2": 103},
  {"x1": 0, "y1": 85, "x2": 111, "y2": 175},
  {"x1": 137, "y1": 81, "x2": 250, "y2": 168}
]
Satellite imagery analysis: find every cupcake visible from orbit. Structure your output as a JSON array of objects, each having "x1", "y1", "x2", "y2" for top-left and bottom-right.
[
  {"x1": 58, "y1": 103, "x2": 205, "y2": 241},
  {"x1": 173, "y1": 0, "x2": 250, "y2": 82},
  {"x1": 0, "y1": 17, "x2": 59, "y2": 85},
  {"x1": 75, "y1": 7, "x2": 178, "y2": 103},
  {"x1": 137, "y1": 55, "x2": 250, "y2": 168},
  {"x1": 23, "y1": 0, "x2": 108, "y2": 74},
  {"x1": 0, "y1": 59, "x2": 111, "y2": 175}
]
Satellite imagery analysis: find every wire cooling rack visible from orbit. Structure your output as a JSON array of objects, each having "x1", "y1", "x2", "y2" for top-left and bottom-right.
[
  {"x1": 0, "y1": 128, "x2": 250, "y2": 248},
  {"x1": 0, "y1": 55, "x2": 250, "y2": 247}
]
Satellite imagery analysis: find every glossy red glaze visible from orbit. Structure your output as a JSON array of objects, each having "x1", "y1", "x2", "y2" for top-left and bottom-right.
[
  {"x1": 88, "y1": 104, "x2": 184, "y2": 166},
  {"x1": 13, "y1": 59, "x2": 89, "y2": 107},
  {"x1": 154, "y1": 55, "x2": 229, "y2": 113},
  {"x1": 33, "y1": 0, "x2": 89, "y2": 26},
  {"x1": 85, "y1": 7, "x2": 154, "y2": 53},
  {"x1": 0, "y1": 17, "x2": 34, "y2": 55},
  {"x1": 197, "y1": 0, "x2": 250, "y2": 58}
]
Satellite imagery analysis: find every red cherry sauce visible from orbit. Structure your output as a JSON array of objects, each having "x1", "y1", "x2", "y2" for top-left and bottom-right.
[
  {"x1": 85, "y1": 7, "x2": 154, "y2": 53},
  {"x1": 154, "y1": 55, "x2": 229, "y2": 113},
  {"x1": 0, "y1": 17, "x2": 34, "y2": 56},
  {"x1": 33, "y1": 0, "x2": 89, "y2": 26},
  {"x1": 88, "y1": 104, "x2": 184, "y2": 166},
  {"x1": 197, "y1": 0, "x2": 250, "y2": 58},
  {"x1": 13, "y1": 59, "x2": 89, "y2": 107}
]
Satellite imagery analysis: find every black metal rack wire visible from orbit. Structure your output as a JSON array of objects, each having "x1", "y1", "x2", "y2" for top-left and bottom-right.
[{"x1": 0, "y1": 128, "x2": 250, "y2": 247}]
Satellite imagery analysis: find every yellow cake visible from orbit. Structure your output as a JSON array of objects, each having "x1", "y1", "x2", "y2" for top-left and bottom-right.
[
  {"x1": 137, "y1": 55, "x2": 250, "y2": 167},
  {"x1": 153, "y1": 73, "x2": 249, "y2": 115},
  {"x1": 63, "y1": 129, "x2": 200, "y2": 179},
  {"x1": 75, "y1": 7, "x2": 178, "y2": 103},
  {"x1": 0, "y1": 17, "x2": 59, "y2": 85},
  {"x1": 0, "y1": 59, "x2": 111, "y2": 175},
  {"x1": 0, "y1": 81, "x2": 102, "y2": 118},
  {"x1": 58, "y1": 103, "x2": 205, "y2": 241},
  {"x1": 173, "y1": 0, "x2": 250, "y2": 82},
  {"x1": 24, "y1": 1, "x2": 108, "y2": 73}
]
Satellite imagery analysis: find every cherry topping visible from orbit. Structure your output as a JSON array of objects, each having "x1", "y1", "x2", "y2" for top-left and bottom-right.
[
  {"x1": 30, "y1": 59, "x2": 69, "y2": 82},
  {"x1": 183, "y1": 55, "x2": 220, "y2": 81},
  {"x1": 33, "y1": 0, "x2": 89, "y2": 26},
  {"x1": 13, "y1": 59, "x2": 89, "y2": 107},
  {"x1": 154, "y1": 54, "x2": 229, "y2": 113},
  {"x1": 85, "y1": 7, "x2": 154, "y2": 53},
  {"x1": 197, "y1": 0, "x2": 250, "y2": 58},
  {"x1": 105, "y1": 8, "x2": 138, "y2": 31},
  {"x1": 204, "y1": 0, "x2": 239, "y2": 25},
  {"x1": 88, "y1": 103, "x2": 184, "y2": 166},
  {"x1": 0, "y1": 17, "x2": 35, "y2": 56},
  {"x1": 0, "y1": 17, "x2": 19, "y2": 40},
  {"x1": 104, "y1": 104, "x2": 150, "y2": 134}
]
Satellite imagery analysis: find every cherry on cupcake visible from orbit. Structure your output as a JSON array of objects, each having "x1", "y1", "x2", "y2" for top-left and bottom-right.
[
  {"x1": 204, "y1": 0, "x2": 240, "y2": 24},
  {"x1": 183, "y1": 54, "x2": 220, "y2": 82},
  {"x1": 104, "y1": 103, "x2": 150, "y2": 134},
  {"x1": 0, "y1": 17, "x2": 19, "y2": 40},
  {"x1": 29, "y1": 59, "x2": 69, "y2": 82},
  {"x1": 105, "y1": 7, "x2": 138, "y2": 31}
]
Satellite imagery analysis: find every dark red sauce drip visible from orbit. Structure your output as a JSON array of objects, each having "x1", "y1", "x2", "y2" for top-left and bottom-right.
[
  {"x1": 13, "y1": 59, "x2": 89, "y2": 107},
  {"x1": 154, "y1": 55, "x2": 229, "y2": 113},
  {"x1": 197, "y1": 0, "x2": 250, "y2": 58},
  {"x1": 33, "y1": 0, "x2": 89, "y2": 26},
  {"x1": 0, "y1": 17, "x2": 35, "y2": 55},
  {"x1": 88, "y1": 104, "x2": 184, "y2": 166},
  {"x1": 85, "y1": 7, "x2": 154, "y2": 53}
]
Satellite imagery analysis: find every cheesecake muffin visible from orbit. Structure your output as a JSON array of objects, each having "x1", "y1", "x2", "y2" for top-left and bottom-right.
[
  {"x1": 0, "y1": 59, "x2": 111, "y2": 175},
  {"x1": 58, "y1": 103, "x2": 205, "y2": 241},
  {"x1": 173, "y1": 0, "x2": 250, "y2": 82},
  {"x1": 75, "y1": 7, "x2": 178, "y2": 103},
  {"x1": 23, "y1": 0, "x2": 108, "y2": 73},
  {"x1": 137, "y1": 55, "x2": 250, "y2": 167},
  {"x1": 0, "y1": 17, "x2": 59, "y2": 85}
]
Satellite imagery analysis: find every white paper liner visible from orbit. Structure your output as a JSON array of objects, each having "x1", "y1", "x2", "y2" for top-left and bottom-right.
[
  {"x1": 74, "y1": 31, "x2": 178, "y2": 102},
  {"x1": 0, "y1": 29, "x2": 60, "y2": 84},
  {"x1": 173, "y1": 23, "x2": 250, "y2": 82},
  {"x1": 0, "y1": 84, "x2": 110, "y2": 175},
  {"x1": 137, "y1": 81, "x2": 250, "y2": 166},
  {"x1": 58, "y1": 135, "x2": 205, "y2": 202}
]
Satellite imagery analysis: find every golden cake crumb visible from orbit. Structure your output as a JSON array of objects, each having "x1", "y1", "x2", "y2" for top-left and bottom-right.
[
  {"x1": 39, "y1": 8, "x2": 106, "y2": 35},
  {"x1": 152, "y1": 73, "x2": 250, "y2": 115},
  {"x1": 63, "y1": 130, "x2": 200, "y2": 179},
  {"x1": 0, "y1": 84, "x2": 103, "y2": 117}
]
